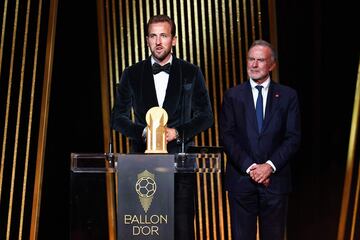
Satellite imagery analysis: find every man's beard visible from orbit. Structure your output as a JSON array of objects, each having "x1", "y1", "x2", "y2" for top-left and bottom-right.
[{"x1": 151, "y1": 48, "x2": 171, "y2": 62}]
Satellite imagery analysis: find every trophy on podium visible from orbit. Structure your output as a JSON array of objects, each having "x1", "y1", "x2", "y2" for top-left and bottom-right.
[{"x1": 145, "y1": 107, "x2": 168, "y2": 153}]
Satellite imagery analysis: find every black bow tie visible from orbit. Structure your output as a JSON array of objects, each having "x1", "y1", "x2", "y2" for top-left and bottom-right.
[{"x1": 152, "y1": 63, "x2": 171, "y2": 75}]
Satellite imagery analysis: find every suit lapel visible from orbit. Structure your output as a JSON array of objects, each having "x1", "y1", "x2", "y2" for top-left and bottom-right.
[
  {"x1": 141, "y1": 58, "x2": 159, "y2": 109},
  {"x1": 262, "y1": 81, "x2": 280, "y2": 131},
  {"x1": 244, "y1": 81, "x2": 259, "y2": 134},
  {"x1": 162, "y1": 56, "x2": 182, "y2": 117}
]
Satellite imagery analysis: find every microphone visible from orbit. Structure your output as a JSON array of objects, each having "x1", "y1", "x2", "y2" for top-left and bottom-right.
[
  {"x1": 181, "y1": 130, "x2": 185, "y2": 153},
  {"x1": 179, "y1": 66, "x2": 186, "y2": 154},
  {"x1": 107, "y1": 122, "x2": 115, "y2": 168},
  {"x1": 109, "y1": 130, "x2": 113, "y2": 153}
]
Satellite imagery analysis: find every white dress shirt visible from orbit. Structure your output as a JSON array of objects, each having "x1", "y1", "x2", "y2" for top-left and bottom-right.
[
  {"x1": 143, "y1": 56, "x2": 173, "y2": 138},
  {"x1": 151, "y1": 56, "x2": 172, "y2": 107},
  {"x1": 247, "y1": 77, "x2": 276, "y2": 173},
  {"x1": 250, "y1": 77, "x2": 270, "y2": 118}
]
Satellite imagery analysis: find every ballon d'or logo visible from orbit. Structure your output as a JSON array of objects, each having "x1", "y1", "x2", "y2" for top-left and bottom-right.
[
  {"x1": 135, "y1": 170, "x2": 157, "y2": 213},
  {"x1": 145, "y1": 107, "x2": 168, "y2": 153}
]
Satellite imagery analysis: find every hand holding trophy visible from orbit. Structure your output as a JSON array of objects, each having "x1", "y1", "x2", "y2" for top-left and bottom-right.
[{"x1": 145, "y1": 107, "x2": 168, "y2": 153}]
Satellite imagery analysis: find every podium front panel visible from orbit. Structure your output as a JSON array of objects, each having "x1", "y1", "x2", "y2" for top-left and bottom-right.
[
  {"x1": 70, "y1": 152, "x2": 223, "y2": 240},
  {"x1": 117, "y1": 154, "x2": 174, "y2": 240}
]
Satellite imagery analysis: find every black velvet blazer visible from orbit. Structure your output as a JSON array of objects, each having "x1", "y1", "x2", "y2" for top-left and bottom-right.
[{"x1": 111, "y1": 55, "x2": 213, "y2": 153}]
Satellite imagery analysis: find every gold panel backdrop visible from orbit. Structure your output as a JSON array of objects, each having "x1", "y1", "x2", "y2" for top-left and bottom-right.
[
  {"x1": 0, "y1": 0, "x2": 58, "y2": 239},
  {"x1": 98, "y1": 0, "x2": 277, "y2": 239},
  {"x1": 337, "y1": 61, "x2": 360, "y2": 240},
  {"x1": 0, "y1": 0, "x2": 359, "y2": 239}
]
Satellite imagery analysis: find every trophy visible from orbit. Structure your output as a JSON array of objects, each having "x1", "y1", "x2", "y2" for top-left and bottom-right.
[{"x1": 145, "y1": 107, "x2": 168, "y2": 153}]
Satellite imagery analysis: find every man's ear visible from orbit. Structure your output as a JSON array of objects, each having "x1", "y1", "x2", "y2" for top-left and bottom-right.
[
  {"x1": 269, "y1": 61, "x2": 276, "y2": 71},
  {"x1": 172, "y1": 36, "x2": 177, "y2": 47},
  {"x1": 146, "y1": 36, "x2": 149, "y2": 47}
]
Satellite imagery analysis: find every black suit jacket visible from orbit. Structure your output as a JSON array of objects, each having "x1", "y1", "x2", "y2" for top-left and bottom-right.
[
  {"x1": 220, "y1": 80, "x2": 301, "y2": 194},
  {"x1": 111, "y1": 55, "x2": 213, "y2": 153}
]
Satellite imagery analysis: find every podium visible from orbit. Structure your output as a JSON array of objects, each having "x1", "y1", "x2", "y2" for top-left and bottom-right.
[{"x1": 70, "y1": 152, "x2": 221, "y2": 240}]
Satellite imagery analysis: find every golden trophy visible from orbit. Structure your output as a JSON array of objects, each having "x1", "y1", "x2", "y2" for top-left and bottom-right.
[{"x1": 145, "y1": 107, "x2": 168, "y2": 153}]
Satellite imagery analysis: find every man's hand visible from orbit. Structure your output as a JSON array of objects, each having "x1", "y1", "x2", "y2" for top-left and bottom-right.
[
  {"x1": 263, "y1": 178, "x2": 270, "y2": 187},
  {"x1": 166, "y1": 128, "x2": 177, "y2": 143},
  {"x1": 249, "y1": 163, "x2": 273, "y2": 186}
]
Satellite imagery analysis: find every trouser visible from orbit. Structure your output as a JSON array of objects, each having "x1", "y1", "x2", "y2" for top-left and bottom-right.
[
  {"x1": 174, "y1": 173, "x2": 195, "y2": 240},
  {"x1": 228, "y1": 187, "x2": 288, "y2": 240}
]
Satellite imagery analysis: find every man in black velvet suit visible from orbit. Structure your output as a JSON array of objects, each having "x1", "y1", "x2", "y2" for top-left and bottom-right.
[
  {"x1": 111, "y1": 15, "x2": 213, "y2": 240},
  {"x1": 220, "y1": 40, "x2": 301, "y2": 239}
]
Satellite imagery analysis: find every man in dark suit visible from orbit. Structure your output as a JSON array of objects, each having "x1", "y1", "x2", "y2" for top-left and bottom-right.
[
  {"x1": 220, "y1": 40, "x2": 301, "y2": 240},
  {"x1": 111, "y1": 15, "x2": 213, "y2": 240}
]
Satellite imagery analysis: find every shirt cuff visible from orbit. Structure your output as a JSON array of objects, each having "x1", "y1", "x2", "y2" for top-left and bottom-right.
[
  {"x1": 142, "y1": 127, "x2": 147, "y2": 140},
  {"x1": 266, "y1": 160, "x2": 276, "y2": 173},
  {"x1": 246, "y1": 163, "x2": 257, "y2": 174}
]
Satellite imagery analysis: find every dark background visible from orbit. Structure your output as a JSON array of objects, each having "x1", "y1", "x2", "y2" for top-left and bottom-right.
[{"x1": 38, "y1": 1, "x2": 359, "y2": 239}]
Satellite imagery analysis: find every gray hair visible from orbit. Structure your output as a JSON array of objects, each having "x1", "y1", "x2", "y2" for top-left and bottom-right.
[{"x1": 249, "y1": 40, "x2": 277, "y2": 61}]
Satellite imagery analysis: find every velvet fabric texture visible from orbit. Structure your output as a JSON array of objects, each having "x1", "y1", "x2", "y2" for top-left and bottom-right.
[
  {"x1": 111, "y1": 54, "x2": 213, "y2": 240},
  {"x1": 111, "y1": 55, "x2": 213, "y2": 154}
]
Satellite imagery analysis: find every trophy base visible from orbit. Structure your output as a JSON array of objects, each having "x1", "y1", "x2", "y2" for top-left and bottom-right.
[{"x1": 145, "y1": 149, "x2": 168, "y2": 154}]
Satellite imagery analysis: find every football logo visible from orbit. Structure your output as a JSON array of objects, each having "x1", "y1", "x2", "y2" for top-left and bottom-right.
[{"x1": 135, "y1": 170, "x2": 157, "y2": 212}]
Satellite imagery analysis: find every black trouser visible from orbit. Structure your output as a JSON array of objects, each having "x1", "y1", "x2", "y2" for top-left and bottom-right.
[{"x1": 174, "y1": 173, "x2": 195, "y2": 240}]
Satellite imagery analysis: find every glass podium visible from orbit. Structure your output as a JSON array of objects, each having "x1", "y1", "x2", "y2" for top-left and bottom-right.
[{"x1": 70, "y1": 153, "x2": 221, "y2": 240}]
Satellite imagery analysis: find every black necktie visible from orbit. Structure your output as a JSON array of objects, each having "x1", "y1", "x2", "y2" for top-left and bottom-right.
[
  {"x1": 152, "y1": 63, "x2": 171, "y2": 75},
  {"x1": 255, "y1": 85, "x2": 263, "y2": 133}
]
